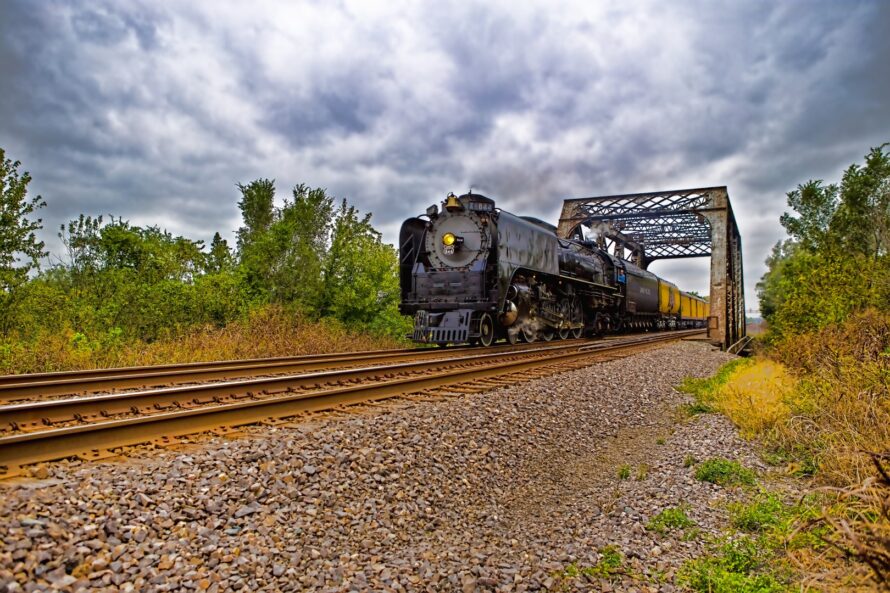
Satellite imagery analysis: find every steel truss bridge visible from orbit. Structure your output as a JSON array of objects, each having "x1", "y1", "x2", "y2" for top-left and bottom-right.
[{"x1": 557, "y1": 186, "x2": 745, "y2": 350}]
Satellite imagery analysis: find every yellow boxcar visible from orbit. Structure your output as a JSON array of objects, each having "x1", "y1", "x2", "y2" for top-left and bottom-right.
[
  {"x1": 704, "y1": 302, "x2": 710, "y2": 318},
  {"x1": 670, "y1": 286, "x2": 681, "y2": 314},
  {"x1": 695, "y1": 299, "x2": 704, "y2": 319},
  {"x1": 658, "y1": 280, "x2": 675, "y2": 315},
  {"x1": 680, "y1": 293, "x2": 693, "y2": 319}
]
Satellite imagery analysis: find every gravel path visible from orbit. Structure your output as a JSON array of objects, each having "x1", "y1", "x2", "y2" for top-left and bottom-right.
[{"x1": 1, "y1": 341, "x2": 763, "y2": 592}]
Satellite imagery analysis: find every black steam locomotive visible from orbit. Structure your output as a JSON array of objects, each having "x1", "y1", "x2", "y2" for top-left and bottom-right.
[{"x1": 399, "y1": 192, "x2": 707, "y2": 346}]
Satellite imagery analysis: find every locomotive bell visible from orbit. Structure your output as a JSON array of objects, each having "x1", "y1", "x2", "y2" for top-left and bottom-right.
[{"x1": 444, "y1": 192, "x2": 464, "y2": 211}]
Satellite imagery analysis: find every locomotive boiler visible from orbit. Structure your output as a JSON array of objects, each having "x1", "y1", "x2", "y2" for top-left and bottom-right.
[{"x1": 398, "y1": 192, "x2": 707, "y2": 346}]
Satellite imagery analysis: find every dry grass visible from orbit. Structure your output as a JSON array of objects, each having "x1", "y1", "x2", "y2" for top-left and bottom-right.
[
  {"x1": 713, "y1": 359, "x2": 795, "y2": 438},
  {"x1": 770, "y1": 310, "x2": 890, "y2": 487},
  {"x1": 0, "y1": 305, "x2": 406, "y2": 375},
  {"x1": 701, "y1": 310, "x2": 890, "y2": 590}
]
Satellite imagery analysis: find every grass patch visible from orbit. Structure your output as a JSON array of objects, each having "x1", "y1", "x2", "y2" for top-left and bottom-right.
[
  {"x1": 680, "y1": 535, "x2": 786, "y2": 593},
  {"x1": 646, "y1": 505, "x2": 696, "y2": 536},
  {"x1": 678, "y1": 358, "x2": 794, "y2": 438},
  {"x1": 560, "y1": 545, "x2": 624, "y2": 582},
  {"x1": 678, "y1": 358, "x2": 754, "y2": 416},
  {"x1": 683, "y1": 453, "x2": 698, "y2": 468},
  {"x1": 695, "y1": 458, "x2": 757, "y2": 487},
  {"x1": 729, "y1": 492, "x2": 786, "y2": 533},
  {"x1": 617, "y1": 464, "x2": 631, "y2": 480}
]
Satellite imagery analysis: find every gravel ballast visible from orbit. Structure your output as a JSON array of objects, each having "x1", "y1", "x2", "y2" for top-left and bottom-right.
[{"x1": 1, "y1": 340, "x2": 762, "y2": 592}]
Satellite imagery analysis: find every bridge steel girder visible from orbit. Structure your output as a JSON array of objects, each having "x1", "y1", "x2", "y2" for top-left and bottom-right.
[{"x1": 556, "y1": 186, "x2": 745, "y2": 350}]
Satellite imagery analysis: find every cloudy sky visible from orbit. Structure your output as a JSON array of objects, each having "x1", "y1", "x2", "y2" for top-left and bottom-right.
[{"x1": 2, "y1": 1, "x2": 888, "y2": 312}]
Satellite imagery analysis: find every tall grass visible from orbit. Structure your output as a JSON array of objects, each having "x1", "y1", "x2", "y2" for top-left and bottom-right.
[
  {"x1": 0, "y1": 305, "x2": 406, "y2": 375},
  {"x1": 682, "y1": 310, "x2": 890, "y2": 589}
]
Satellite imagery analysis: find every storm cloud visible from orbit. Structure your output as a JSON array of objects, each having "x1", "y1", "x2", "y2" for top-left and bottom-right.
[{"x1": 1, "y1": 0, "x2": 888, "y2": 311}]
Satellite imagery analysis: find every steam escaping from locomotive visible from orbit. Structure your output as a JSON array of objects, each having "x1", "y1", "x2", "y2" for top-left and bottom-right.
[{"x1": 399, "y1": 192, "x2": 708, "y2": 346}]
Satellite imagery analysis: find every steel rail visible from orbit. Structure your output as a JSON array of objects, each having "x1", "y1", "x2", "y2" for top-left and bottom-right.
[
  {"x1": 0, "y1": 339, "x2": 603, "y2": 428},
  {"x1": 0, "y1": 330, "x2": 703, "y2": 472},
  {"x1": 0, "y1": 339, "x2": 588, "y2": 402}
]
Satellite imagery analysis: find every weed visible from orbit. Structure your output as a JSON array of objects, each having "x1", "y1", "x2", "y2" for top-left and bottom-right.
[
  {"x1": 656, "y1": 437, "x2": 666, "y2": 445},
  {"x1": 729, "y1": 492, "x2": 786, "y2": 533},
  {"x1": 646, "y1": 505, "x2": 696, "y2": 536},
  {"x1": 678, "y1": 358, "x2": 754, "y2": 415},
  {"x1": 636, "y1": 464, "x2": 649, "y2": 481},
  {"x1": 679, "y1": 535, "x2": 786, "y2": 593},
  {"x1": 683, "y1": 453, "x2": 698, "y2": 468},
  {"x1": 695, "y1": 458, "x2": 757, "y2": 487},
  {"x1": 558, "y1": 545, "x2": 624, "y2": 582},
  {"x1": 590, "y1": 545, "x2": 623, "y2": 578},
  {"x1": 618, "y1": 464, "x2": 631, "y2": 480}
]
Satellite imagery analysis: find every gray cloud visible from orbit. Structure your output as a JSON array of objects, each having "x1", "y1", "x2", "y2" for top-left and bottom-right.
[{"x1": 1, "y1": 0, "x2": 888, "y2": 313}]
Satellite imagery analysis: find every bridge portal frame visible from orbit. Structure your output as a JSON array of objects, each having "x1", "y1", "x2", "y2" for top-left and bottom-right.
[{"x1": 556, "y1": 186, "x2": 745, "y2": 349}]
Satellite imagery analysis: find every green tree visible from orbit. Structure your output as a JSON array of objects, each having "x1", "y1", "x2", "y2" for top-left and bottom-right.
[
  {"x1": 206, "y1": 232, "x2": 233, "y2": 273},
  {"x1": 831, "y1": 144, "x2": 890, "y2": 260},
  {"x1": 0, "y1": 148, "x2": 47, "y2": 333},
  {"x1": 759, "y1": 144, "x2": 890, "y2": 338},
  {"x1": 321, "y1": 200, "x2": 408, "y2": 335},
  {"x1": 236, "y1": 178, "x2": 275, "y2": 253},
  {"x1": 238, "y1": 183, "x2": 334, "y2": 307},
  {"x1": 779, "y1": 179, "x2": 838, "y2": 252},
  {"x1": 0, "y1": 148, "x2": 47, "y2": 294}
]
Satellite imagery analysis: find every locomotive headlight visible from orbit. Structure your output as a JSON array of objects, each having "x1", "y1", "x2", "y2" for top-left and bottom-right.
[{"x1": 442, "y1": 232, "x2": 457, "y2": 246}]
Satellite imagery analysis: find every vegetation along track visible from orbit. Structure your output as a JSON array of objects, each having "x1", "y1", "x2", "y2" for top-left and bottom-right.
[{"x1": 0, "y1": 330, "x2": 703, "y2": 477}]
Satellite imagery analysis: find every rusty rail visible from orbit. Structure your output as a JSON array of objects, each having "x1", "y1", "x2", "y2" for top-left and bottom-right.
[
  {"x1": 0, "y1": 330, "x2": 703, "y2": 475},
  {"x1": 0, "y1": 339, "x2": 587, "y2": 402}
]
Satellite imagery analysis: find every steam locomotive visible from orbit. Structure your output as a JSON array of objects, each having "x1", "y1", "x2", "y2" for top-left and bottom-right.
[{"x1": 399, "y1": 192, "x2": 708, "y2": 346}]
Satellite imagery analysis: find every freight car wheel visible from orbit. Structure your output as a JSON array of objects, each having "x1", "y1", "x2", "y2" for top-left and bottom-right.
[
  {"x1": 478, "y1": 313, "x2": 495, "y2": 347},
  {"x1": 558, "y1": 328, "x2": 570, "y2": 340},
  {"x1": 542, "y1": 328, "x2": 554, "y2": 341}
]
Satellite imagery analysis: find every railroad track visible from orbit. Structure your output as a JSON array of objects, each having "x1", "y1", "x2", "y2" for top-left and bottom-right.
[
  {"x1": 0, "y1": 330, "x2": 704, "y2": 477},
  {"x1": 0, "y1": 339, "x2": 591, "y2": 403}
]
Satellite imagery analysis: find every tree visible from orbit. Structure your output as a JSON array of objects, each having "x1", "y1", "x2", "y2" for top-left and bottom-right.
[
  {"x1": 759, "y1": 144, "x2": 890, "y2": 338},
  {"x1": 0, "y1": 148, "x2": 47, "y2": 294},
  {"x1": 831, "y1": 144, "x2": 890, "y2": 260},
  {"x1": 206, "y1": 232, "x2": 233, "y2": 273},
  {"x1": 236, "y1": 179, "x2": 275, "y2": 253},
  {"x1": 320, "y1": 200, "x2": 407, "y2": 335},
  {"x1": 238, "y1": 183, "x2": 335, "y2": 307},
  {"x1": 779, "y1": 179, "x2": 838, "y2": 252}
]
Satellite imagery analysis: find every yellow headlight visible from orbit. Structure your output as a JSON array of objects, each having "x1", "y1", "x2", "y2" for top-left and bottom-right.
[{"x1": 442, "y1": 232, "x2": 456, "y2": 246}]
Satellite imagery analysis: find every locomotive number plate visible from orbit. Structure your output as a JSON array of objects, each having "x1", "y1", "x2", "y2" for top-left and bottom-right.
[{"x1": 443, "y1": 245, "x2": 455, "y2": 255}]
